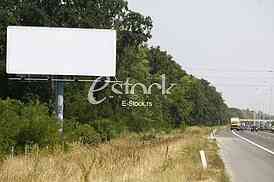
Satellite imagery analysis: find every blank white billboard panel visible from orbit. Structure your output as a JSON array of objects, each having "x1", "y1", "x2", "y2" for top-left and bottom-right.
[{"x1": 7, "y1": 26, "x2": 116, "y2": 76}]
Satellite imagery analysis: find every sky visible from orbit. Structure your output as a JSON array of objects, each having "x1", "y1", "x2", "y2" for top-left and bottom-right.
[{"x1": 128, "y1": 0, "x2": 274, "y2": 114}]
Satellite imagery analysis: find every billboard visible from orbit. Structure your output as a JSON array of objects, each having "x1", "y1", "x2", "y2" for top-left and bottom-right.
[{"x1": 6, "y1": 26, "x2": 116, "y2": 77}]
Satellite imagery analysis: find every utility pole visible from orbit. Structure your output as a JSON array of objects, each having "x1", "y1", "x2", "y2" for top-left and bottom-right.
[
  {"x1": 270, "y1": 86, "x2": 273, "y2": 117},
  {"x1": 253, "y1": 109, "x2": 256, "y2": 127}
]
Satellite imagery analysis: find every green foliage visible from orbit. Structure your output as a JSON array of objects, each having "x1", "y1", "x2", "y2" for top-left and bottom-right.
[
  {"x1": 92, "y1": 119, "x2": 117, "y2": 142},
  {"x1": 0, "y1": 0, "x2": 152, "y2": 103},
  {"x1": 0, "y1": 0, "x2": 232, "y2": 155},
  {"x1": 66, "y1": 123, "x2": 100, "y2": 145},
  {"x1": 0, "y1": 99, "x2": 60, "y2": 153}
]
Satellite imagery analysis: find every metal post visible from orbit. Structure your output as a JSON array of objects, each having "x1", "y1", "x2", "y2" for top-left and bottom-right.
[
  {"x1": 253, "y1": 110, "x2": 256, "y2": 127},
  {"x1": 56, "y1": 81, "x2": 64, "y2": 136},
  {"x1": 269, "y1": 85, "x2": 272, "y2": 118}
]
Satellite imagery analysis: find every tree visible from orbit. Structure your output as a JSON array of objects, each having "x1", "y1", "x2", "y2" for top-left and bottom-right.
[
  {"x1": 0, "y1": 0, "x2": 153, "y2": 102},
  {"x1": 0, "y1": 99, "x2": 60, "y2": 154},
  {"x1": 0, "y1": 0, "x2": 233, "y2": 152}
]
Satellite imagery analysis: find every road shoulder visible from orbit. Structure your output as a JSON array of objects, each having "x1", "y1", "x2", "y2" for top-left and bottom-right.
[{"x1": 216, "y1": 129, "x2": 274, "y2": 182}]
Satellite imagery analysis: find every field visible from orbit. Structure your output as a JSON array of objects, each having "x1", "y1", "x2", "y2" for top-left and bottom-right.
[{"x1": 0, "y1": 127, "x2": 229, "y2": 182}]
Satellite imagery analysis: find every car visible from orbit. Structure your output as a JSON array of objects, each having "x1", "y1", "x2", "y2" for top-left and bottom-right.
[
  {"x1": 240, "y1": 125, "x2": 246, "y2": 131},
  {"x1": 251, "y1": 125, "x2": 258, "y2": 132}
]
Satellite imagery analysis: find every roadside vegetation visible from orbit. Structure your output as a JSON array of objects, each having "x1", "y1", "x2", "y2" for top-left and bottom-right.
[
  {"x1": 0, "y1": 127, "x2": 229, "y2": 182},
  {"x1": 0, "y1": 0, "x2": 232, "y2": 154},
  {"x1": 0, "y1": 0, "x2": 232, "y2": 181}
]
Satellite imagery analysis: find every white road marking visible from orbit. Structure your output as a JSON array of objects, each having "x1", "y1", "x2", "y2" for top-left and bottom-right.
[
  {"x1": 232, "y1": 130, "x2": 274, "y2": 155},
  {"x1": 261, "y1": 131, "x2": 274, "y2": 137},
  {"x1": 200, "y1": 150, "x2": 208, "y2": 169},
  {"x1": 255, "y1": 133, "x2": 272, "y2": 140}
]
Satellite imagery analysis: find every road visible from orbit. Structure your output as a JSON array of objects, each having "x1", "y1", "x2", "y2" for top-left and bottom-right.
[{"x1": 216, "y1": 129, "x2": 274, "y2": 182}]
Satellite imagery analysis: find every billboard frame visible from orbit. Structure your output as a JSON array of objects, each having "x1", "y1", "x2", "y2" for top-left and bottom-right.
[{"x1": 6, "y1": 26, "x2": 118, "y2": 138}]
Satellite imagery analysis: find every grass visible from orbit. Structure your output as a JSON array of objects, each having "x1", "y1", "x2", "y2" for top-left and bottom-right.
[{"x1": 0, "y1": 127, "x2": 230, "y2": 182}]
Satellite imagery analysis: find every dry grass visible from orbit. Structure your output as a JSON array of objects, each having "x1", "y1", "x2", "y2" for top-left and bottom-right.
[{"x1": 0, "y1": 127, "x2": 229, "y2": 182}]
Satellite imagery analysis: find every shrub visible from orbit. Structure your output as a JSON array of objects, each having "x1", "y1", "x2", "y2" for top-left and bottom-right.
[
  {"x1": 0, "y1": 99, "x2": 21, "y2": 153},
  {"x1": 92, "y1": 119, "x2": 117, "y2": 142},
  {"x1": 66, "y1": 123, "x2": 100, "y2": 145},
  {"x1": 0, "y1": 99, "x2": 60, "y2": 154}
]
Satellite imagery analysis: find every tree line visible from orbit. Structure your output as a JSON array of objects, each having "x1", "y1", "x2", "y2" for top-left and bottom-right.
[{"x1": 0, "y1": 0, "x2": 232, "y2": 154}]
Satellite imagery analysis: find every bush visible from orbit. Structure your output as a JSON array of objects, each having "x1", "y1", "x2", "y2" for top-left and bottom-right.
[
  {"x1": 92, "y1": 119, "x2": 117, "y2": 142},
  {"x1": 179, "y1": 122, "x2": 188, "y2": 132},
  {"x1": 66, "y1": 123, "x2": 100, "y2": 145},
  {"x1": 0, "y1": 99, "x2": 60, "y2": 154}
]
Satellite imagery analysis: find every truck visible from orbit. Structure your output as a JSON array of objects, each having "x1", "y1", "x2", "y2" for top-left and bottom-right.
[{"x1": 230, "y1": 117, "x2": 241, "y2": 130}]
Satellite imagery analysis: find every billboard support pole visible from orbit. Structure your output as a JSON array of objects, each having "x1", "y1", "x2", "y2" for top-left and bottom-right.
[{"x1": 56, "y1": 81, "x2": 64, "y2": 138}]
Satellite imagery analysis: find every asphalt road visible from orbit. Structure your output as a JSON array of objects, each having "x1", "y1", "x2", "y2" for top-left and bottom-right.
[{"x1": 216, "y1": 129, "x2": 274, "y2": 182}]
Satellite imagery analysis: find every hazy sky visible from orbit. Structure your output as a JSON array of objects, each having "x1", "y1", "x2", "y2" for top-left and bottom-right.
[{"x1": 128, "y1": 0, "x2": 274, "y2": 114}]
